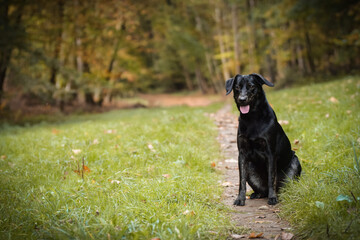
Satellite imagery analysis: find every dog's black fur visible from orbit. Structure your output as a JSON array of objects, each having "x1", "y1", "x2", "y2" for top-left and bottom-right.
[{"x1": 226, "y1": 73, "x2": 301, "y2": 206}]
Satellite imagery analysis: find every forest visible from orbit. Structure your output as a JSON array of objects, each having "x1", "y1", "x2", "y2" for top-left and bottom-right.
[{"x1": 1, "y1": 0, "x2": 359, "y2": 109}]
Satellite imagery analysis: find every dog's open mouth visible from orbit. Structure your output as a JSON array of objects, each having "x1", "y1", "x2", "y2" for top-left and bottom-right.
[{"x1": 240, "y1": 105, "x2": 250, "y2": 114}]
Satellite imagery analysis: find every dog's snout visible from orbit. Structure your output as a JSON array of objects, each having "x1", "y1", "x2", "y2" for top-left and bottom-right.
[{"x1": 239, "y1": 95, "x2": 247, "y2": 101}]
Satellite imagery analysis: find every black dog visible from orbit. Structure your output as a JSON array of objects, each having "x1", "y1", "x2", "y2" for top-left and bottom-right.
[{"x1": 226, "y1": 73, "x2": 301, "y2": 206}]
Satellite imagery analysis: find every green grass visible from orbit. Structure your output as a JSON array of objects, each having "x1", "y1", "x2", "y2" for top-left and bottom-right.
[
  {"x1": 1, "y1": 76, "x2": 360, "y2": 240},
  {"x1": 0, "y1": 104, "x2": 244, "y2": 239},
  {"x1": 266, "y1": 76, "x2": 360, "y2": 239}
]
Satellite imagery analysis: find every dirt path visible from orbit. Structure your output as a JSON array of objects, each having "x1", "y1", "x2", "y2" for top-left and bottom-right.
[{"x1": 210, "y1": 104, "x2": 294, "y2": 240}]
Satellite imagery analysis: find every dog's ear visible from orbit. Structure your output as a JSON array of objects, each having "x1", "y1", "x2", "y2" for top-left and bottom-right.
[
  {"x1": 225, "y1": 77, "x2": 235, "y2": 95},
  {"x1": 250, "y1": 73, "x2": 274, "y2": 87}
]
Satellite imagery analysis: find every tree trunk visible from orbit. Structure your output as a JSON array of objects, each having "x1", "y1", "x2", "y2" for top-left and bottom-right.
[
  {"x1": 102, "y1": 21, "x2": 126, "y2": 105},
  {"x1": 266, "y1": 53, "x2": 277, "y2": 84},
  {"x1": 0, "y1": 2, "x2": 23, "y2": 104},
  {"x1": 49, "y1": 0, "x2": 64, "y2": 85},
  {"x1": 304, "y1": 29, "x2": 316, "y2": 73},
  {"x1": 205, "y1": 53, "x2": 222, "y2": 93},
  {"x1": 215, "y1": 7, "x2": 230, "y2": 81},
  {"x1": 296, "y1": 42, "x2": 307, "y2": 74},
  {"x1": 246, "y1": 0, "x2": 258, "y2": 73},
  {"x1": 231, "y1": 3, "x2": 241, "y2": 74},
  {"x1": 182, "y1": 66, "x2": 194, "y2": 91},
  {"x1": 195, "y1": 66, "x2": 209, "y2": 94}
]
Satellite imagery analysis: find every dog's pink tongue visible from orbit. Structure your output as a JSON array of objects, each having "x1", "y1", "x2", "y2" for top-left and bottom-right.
[{"x1": 240, "y1": 105, "x2": 250, "y2": 114}]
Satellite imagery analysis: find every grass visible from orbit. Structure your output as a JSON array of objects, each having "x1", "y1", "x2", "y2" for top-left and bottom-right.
[
  {"x1": 0, "y1": 104, "x2": 244, "y2": 239},
  {"x1": 265, "y1": 76, "x2": 360, "y2": 239},
  {"x1": 1, "y1": 76, "x2": 359, "y2": 239}
]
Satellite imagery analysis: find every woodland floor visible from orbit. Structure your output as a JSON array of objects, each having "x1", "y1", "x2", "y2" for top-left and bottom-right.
[{"x1": 210, "y1": 104, "x2": 295, "y2": 240}]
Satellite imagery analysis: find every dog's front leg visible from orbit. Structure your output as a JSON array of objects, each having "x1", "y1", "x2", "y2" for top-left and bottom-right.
[
  {"x1": 267, "y1": 151, "x2": 277, "y2": 205},
  {"x1": 234, "y1": 153, "x2": 247, "y2": 206}
]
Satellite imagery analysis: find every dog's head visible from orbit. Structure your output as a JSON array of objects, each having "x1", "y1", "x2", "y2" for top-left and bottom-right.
[{"x1": 225, "y1": 73, "x2": 274, "y2": 114}]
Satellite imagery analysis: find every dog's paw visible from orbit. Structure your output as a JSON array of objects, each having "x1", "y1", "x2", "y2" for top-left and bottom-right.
[
  {"x1": 268, "y1": 197, "x2": 278, "y2": 205},
  {"x1": 234, "y1": 198, "x2": 245, "y2": 206}
]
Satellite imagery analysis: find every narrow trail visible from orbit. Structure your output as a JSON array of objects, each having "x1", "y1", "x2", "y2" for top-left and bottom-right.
[{"x1": 209, "y1": 104, "x2": 294, "y2": 240}]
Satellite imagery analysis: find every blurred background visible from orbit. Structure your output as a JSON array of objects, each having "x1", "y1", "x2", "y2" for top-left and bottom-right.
[{"x1": 0, "y1": 0, "x2": 359, "y2": 115}]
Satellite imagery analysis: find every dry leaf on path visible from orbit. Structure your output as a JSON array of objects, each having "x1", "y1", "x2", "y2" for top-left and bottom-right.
[
  {"x1": 230, "y1": 233, "x2": 246, "y2": 239},
  {"x1": 221, "y1": 181, "x2": 233, "y2": 187},
  {"x1": 258, "y1": 205, "x2": 269, "y2": 210},
  {"x1": 248, "y1": 232, "x2": 264, "y2": 239},
  {"x1": 280, "y1": 232, "x2": 294, "y2": 240},
  {"x1": 225, "y1": 159, "x2": 238, "y2": 163}
]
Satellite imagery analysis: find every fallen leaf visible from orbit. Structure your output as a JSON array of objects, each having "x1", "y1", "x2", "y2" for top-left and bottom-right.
[
  {"x1": 111, "y1": 180, "x2": 121, "y2": 184},
  {"x1": 258, "y1": 205, "x2": 269, "y2": 210},
  {"x1": 329, "y1": 97, "x2": 339, "y2": 104},
  {"x1": 72, "y1": 149, "x2": 82, "y2": 155},
  {"x1": 51, "y1": 128, "x2": 60, "y2": 134},
  {"x1": 151, "y1": 238, "x2": 161, "y2": 240},
  {"x1": 280, "y1": 232, "x2": 294, "y2": 240},
  {"x1": 248, "y1": 232, "x2": 263, "y2": 239},
  {"x1": 211, "y1": 162, "x2": 216, "y2": 168},
  {"x1": 255, "y1": 221, "x2": 266, "y2": 224},
  {"x1": 315, "y1": 201, "x2": 325, "y2": 209},
  {"x1": 221, "y1": 181, "x2": 233, "y2": 187},
  {"x1": 278, "y1": 120, "x2": 289, "y2": 125},
  {"x1": 162, "y1": 174, "x2": 171, "y2": 179},
  {"x1": 83, "y1": 165, "x2": 91, "y2": 172},
  {"x1": 225, "y1": 159, "x2": 237, "y2": 163},
  {"x1": 182, "y1": 210, "x2": 195, "y2": 216},
  {"x1": 148, "y1": 144, "x2": 156, "y2": 152},
  {"x1": 0, "y1": 155, "x2": 6, "y2": 160},
  {"x1": 293, "y1": 139, "x2": 300, "y2": 145},
  {"x1": 91, "y1": 179, "x2": 96, "y2": 184},
  {"x1": 346, "y1": 110, "x2": 352, "y2": 114},
  {"x1": 104, "y1": 129, "x2": 117, "y2": 134},
  {"x1": 230, "y1": 233, "x2": 246, "y2": 239}
]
